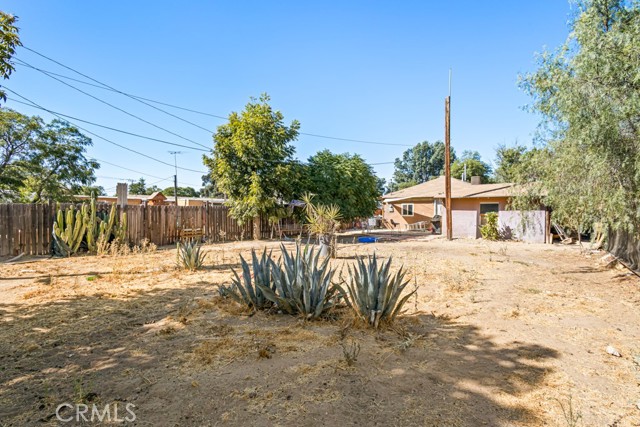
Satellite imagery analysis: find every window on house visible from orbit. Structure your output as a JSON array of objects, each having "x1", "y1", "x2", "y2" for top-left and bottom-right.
[
  {"x1": 480, "y1": 203, "x2": 500, "y2": 225},
  {"x1": 401, "y1": 203, "x2": 414, "y2": 216}
]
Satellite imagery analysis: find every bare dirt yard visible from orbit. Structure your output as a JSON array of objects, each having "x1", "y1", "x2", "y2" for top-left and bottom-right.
[{"x1": 1, "y1": 236, "x2": 639, "y2": 426}]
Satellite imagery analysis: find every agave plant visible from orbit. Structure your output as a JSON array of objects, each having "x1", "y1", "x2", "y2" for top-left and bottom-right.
[
  {"x1": 226, "y1": 249, "x2": 275, "y2": 310},
  {"x1": 258, "y1": 244, "x2": 338, "y2": 319},
  {"x1": 176, "y1": 240, "x2": 206, "y2": 271},
  {"x1": 339, "y1": 253, "x2": 415, "y2": 328}
]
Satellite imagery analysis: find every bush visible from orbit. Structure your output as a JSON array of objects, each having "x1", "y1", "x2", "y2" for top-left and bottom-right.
[
  {"x1": 480, "y1": 212, "x2": 500, "y2": 241},
  {"x1": 338, "y1": 254, "x2": 415, "y2": 328}
]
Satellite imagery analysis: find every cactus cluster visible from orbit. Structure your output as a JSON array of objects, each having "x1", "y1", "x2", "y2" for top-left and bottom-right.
[
  {"x1": 52, "y1": 196, "x2": 127, "y2": 256},
  {"x1": 52, "y1": 205, "x2": 87, "y2": 257}
]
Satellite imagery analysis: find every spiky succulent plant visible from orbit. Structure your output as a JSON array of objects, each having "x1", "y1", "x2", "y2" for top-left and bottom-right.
[
  {"x1": 226, "y1": 249, "x2": 275, "y2": 310},
  {"x1": 339, "y1": 253, "x2": 415, "y2": 328},
  {"x1": 258, "y1": 244, "x2": 338, "y2": 319},
  {"x1": 176, "y1": 239, "x2": 206, "y2": 271}
]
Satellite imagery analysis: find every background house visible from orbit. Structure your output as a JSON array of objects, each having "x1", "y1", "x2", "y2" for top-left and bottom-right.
[
  {"x1": 74, "y1": 192, "x2": 225, "y2": 206},
  {"x1": 382, "y1": 176, "x2": 513, "y2": 231}
]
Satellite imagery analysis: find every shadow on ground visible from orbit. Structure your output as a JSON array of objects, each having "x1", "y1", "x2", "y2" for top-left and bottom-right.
[{"x1": 0, "y1": 283, "x2": 558, "y2": 426}]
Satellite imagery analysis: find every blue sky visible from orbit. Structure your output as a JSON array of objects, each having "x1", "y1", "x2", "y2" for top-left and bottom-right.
[{"x1": 2, "y1": 1, "x2": 574, "y2": 193}]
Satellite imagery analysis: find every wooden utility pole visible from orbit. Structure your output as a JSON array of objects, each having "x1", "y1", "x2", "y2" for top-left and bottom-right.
[{"x1": 444, "y1": 71, "x2": 452, "y2": 240}]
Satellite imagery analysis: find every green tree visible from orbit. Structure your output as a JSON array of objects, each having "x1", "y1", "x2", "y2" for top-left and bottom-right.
[
  {"x1": 0, "y1": 12, "x2": 21, "y2": 102},
  {"x1": 0, "y1": 109, "x2": 98, "y2": 202},
  {"x1": 74, "y1": 185, "x2": 105, "y2": 196},
  {"x1": 451, "y1": 150, "x2": 492, "y2": 183},
  {"x1": 129, "y1": 178, "x2": 148, "y2": 195},
  {"x1": 306, "y1": 150, "x2": 379, "y2": 221},
  {"x1": 390, "y1": 140, "x2": 455, "y2": 191},
  {"x1": 203, "y1": 94, "x2": 300, "y2": 224},
  {"x1": 494, "y1": 143, "x2": 528, "y2": 183},
  {"x1": 163, "y1": 186, "x2": 199, "y2": 197},
  {"x1": 517, "y1": 0, "x2": 640, "y2": 233}
]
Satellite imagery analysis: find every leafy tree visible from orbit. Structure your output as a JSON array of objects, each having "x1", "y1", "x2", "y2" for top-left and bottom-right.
[
  {"x1": 451, "y1": 150, "x2": 492, "y2": 183},
  {"x1": 517, "y1": 0, "x2": 640, "y2": 233},
  {"x1": 391, "y1": 140, "x2": 455, "y2": 191},
  {"x1": 305, "y1": 150, "x2": 379, "y2": 221},
  {"x1": 0, "y1": 12, "x2": 21, "y2": 102},
  {"x1": 129, "y1": 178, "x2": 148, "y2": 195},
  {"x1": 0, "y1": 109, "x2": 98, "y2": 202},
  {"x1": 163, "y1": 186, "x2": 199, "y2": 197},
  {"x1": 376, "y1": 177, "x2": 387, "y2": 196},
  {"x1": 0, "y1": 108, "x2": 39, "y2": 196},
  {"x1": 203, "y1": 94, "x2": 300, "y2": 224},
  {"x1": 200, "y1": 174, "x2": 224, "y2": 198},
  {"x1": 74, "y1": 185, "x2": 105, "y2": 196},
  {"x1": 129, "y1": 177, "x2": 161, "y2": 195},
  {"x1": 494, "y1": 143, "x2": 528, "y2": 183}
]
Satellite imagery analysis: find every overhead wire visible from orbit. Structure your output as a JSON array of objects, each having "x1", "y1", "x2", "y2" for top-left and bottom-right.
[
  {"x1": 3, "y1": 87, "x2": 208, "y2": 174},
  {"x1": 18, "y1": 46, "x2": 414, "y2": 148},
  {"x1": 14, "y1": 57, "x2": 211, "y2": 150},
  {"x1": 7, "y1": 97, "x2": 209, "y2": 152}
]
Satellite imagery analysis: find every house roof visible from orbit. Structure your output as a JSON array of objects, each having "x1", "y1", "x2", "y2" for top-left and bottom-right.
[{"x1": 381, "y1": 176, "x2": 515, "y2": 201}]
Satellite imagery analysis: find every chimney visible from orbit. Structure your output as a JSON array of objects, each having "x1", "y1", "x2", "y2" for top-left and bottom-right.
[{"x1": 470, "y1": 176, "x2": 481, "y2": 185}]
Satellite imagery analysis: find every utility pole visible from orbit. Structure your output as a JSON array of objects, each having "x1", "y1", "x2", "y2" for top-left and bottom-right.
[
  {"x1": 445, "y1": 69, "x2": 452, "y2": 241},
  {"x1": 169, "y1": 151, "x2": 183, "y2": 227}
]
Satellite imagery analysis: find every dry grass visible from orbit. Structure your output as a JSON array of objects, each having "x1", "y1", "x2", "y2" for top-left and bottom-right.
[{"x1": 1, "y1": 237, "x2": 639, "y2": 426}]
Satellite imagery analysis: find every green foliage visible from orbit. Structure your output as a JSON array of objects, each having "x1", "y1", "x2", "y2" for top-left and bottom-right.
[
  {"x1": 305, "y1": 150, "x2": 379, "y2": 221},
  {"x1": 52, "y1": 204, "x2": 86, "y2": 256},
  {"x1": 227, "y1": 248, "x2": 275, "y2": 310},
  {"x1": 129, "y1": 178, "x2": 161, "y2": 195},
  {"x1": 83, "y1": 198, "x2": 127, "y2": 254},
  {"x1": 259, "y1": 244, "x2": 338, "y2": 319},
  {"x1": 480, "y1": 212, "x2": 500, "y2": 240},
  {"x1": 204, "y1": 94, "x2": 300, "y2": 224},
  {"x1": 0, "y1": 12, "x2": 21, "y2": 102},
  {"x1": 163, "y1": 186, "x2": 199, "y2": 197},
  {"x1": 338, "y1": 254, "x2": 416, "y2": 328},
  {"x1": 494, "y1": 144, "x2": 528, "y2": 183},
  {"x1": 390, "y1": 140, "x2": 455, "y2": 192},
  {"x1": 451, "y1": 150, "x2": 492, "y2": 183},
  {"x1": 518, "y1": 0, "x2": 640, "y2": 233},
  {"x1": 0, "y1": 109, "x2": 98, "y2": 202},
  {"x1": 176, "y1": 240, "x2": 206, "y2": 271}
]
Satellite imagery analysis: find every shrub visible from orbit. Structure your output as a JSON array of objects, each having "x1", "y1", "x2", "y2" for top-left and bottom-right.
[
  {"x1": 480, "y1": 212, "x2": 500, "y2": 240},
  {"x1": 226, "y1": 249, "x2": 275, "y2": 310},
  {"x1": 339, "y1": 253, "x2": 415, "y2": 328},
  {"x1": 176, "y1": 240, "x2": 206, "y2": 271},
  {"x1": 258, "y1": 244, "x2": 338, "y2": 319}
]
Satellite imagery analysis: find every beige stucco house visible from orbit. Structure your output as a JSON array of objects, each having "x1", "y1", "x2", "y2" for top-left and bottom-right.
[{"x1": 381, "y1": 176, "x2": 514, "y2": 232}]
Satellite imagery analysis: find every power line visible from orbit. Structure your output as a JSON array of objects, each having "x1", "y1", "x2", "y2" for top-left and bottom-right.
[
  {"x1": 3, "y1": 87, "x2": 208, "y2": 174},
  {"x1": 18, "y1": 48, "x2": 217, "y2": 134},
  {"x1": 14, "y1": 57, "x2": 211, "y2": 150},
  {"x1": 90, "y1": 157, "x2": 167, "y2": 180},
  {"x1": 18, "y1": 46, "x2": 414, "y2": 148},
  {"x1": 14, "y1": 61, "x2": 228, "y2": 120},
  {"x1": 7, "y1": 97, "x2": 209, "y2": 152}
]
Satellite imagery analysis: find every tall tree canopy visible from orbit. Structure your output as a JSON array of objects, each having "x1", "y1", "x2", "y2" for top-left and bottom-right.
[
  {"x1": 494, "y1": 143, "x2": 528, "y2": 183},
  {"x1": 516, "y1": 0, "x2": 640, "y2": 232},
  {"x1": 203, "y1": 94, "x2": 300, "y2": 224},
  {"x1": 451, "y1": 150, "x2": 492, "y2": 183},
  {"x1": 0, "y1": 108, "x2": 98, "y2": 202},
  {"x1": 305, "y1": 150, "x2": 379, "y2": 221},
  {"x1": 0, "y1": 12, "x2": 21, "y2": 102},
  {"x1": 390, "y1": 140, "x2": 454, "y2": 192},
  {"x1": 163, "y1": 186, "x2": 199, "y2": 197}
]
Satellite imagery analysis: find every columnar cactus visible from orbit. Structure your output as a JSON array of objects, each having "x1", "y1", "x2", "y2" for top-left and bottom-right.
[{"x1": 52, "y1": 204, "x2": 86, "y2": 256}]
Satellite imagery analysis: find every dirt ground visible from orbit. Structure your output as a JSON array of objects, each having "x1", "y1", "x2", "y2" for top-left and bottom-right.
[{"x1": 1, "y1": 235, "x2": 639, "y2": 426}]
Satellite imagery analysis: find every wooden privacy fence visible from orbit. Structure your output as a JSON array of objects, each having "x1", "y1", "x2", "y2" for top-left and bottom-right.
[{"x1": 0, "y1": 203, "x2": 256, "y2": 257}]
